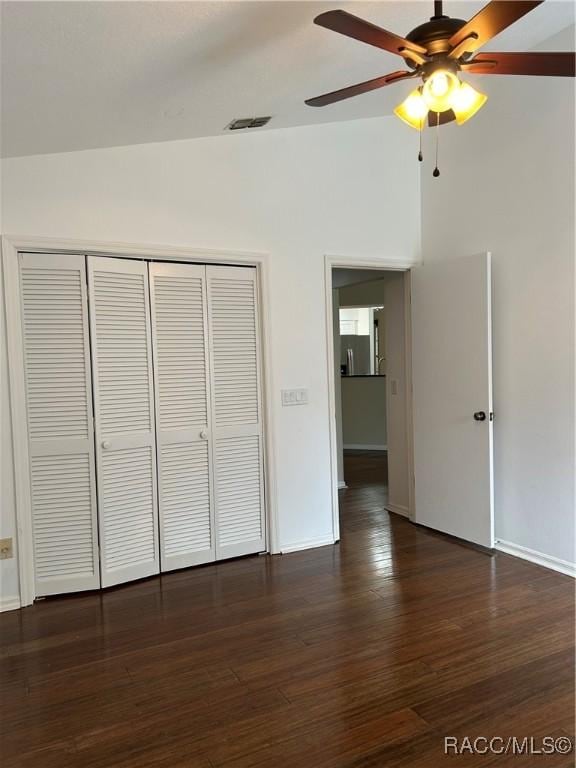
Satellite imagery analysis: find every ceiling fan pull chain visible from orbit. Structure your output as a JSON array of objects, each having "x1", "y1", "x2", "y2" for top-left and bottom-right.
[
  {"x1": 433, "y1": 112, "x2": 441, "y2": 177},
  {"x1": 418, "y1": 118, "x2": 423, "y2": 162}
]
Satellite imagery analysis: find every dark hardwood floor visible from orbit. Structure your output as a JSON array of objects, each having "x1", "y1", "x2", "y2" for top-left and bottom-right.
[{"x1": 1, "y1": 452, "x2": 574, "y2": 767}]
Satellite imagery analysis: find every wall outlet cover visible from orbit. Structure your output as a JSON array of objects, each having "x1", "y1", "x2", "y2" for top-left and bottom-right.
[{"x1": 0, "y1": 538, "x2": 13, "y2": 560}]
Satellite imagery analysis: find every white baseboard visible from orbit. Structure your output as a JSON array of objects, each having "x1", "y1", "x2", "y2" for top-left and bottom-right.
[
  {"x1": 281, "y1": 535, "x2": 336, "y2": 554},
  {"x1": 0, "y1": 596, "x2": 21, "y2": 613},
  {"x1": 386, "y1": 503, "x2": 410, "y2": 518},
  {"x1": 337, "y1": 481, "x2": 348, "y2": 490},
  {"x1": 495, "y1": 540, "x2": 576, "y2": 578},
  {"x1": 344, "y1": 444, "x2": 387, "y2": 451}
]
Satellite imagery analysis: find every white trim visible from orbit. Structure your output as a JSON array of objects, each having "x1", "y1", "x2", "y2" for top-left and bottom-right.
[
  {"x1": 495, "y1": 540, "x2": 575, "y2": 577},
  {"x1": 386, "y1": 503, "x2": 410, "y2": 518},
  {"x1": 281, "y1": 535, "x2": 336, "y2": 554},
  {"x1": 0, "y1": 597, "x2": 22, "y2": 613},
  {"x1": 324, "y1": 254, "x2": 416, "y2": 544},
  {"x1": 2, "y1": 238, "x2": 35, "y2": 607},
  {"x1": 404, "y1": 272, "x2": 415, "y2": 522},
  {"x1": 344, "y1": 443, "x2": 387, "y2": 451},
  {"x1": 337, "y1": 481, "x2": 348, "y2": 490},
  {"x1": 2, "y1": 235, "x2": 280, "y2": 608}
]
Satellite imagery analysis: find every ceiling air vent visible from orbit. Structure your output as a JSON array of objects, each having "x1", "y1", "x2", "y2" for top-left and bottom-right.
[{"x1": 227, "y1": 116, "x2": 272, "y2": 131}]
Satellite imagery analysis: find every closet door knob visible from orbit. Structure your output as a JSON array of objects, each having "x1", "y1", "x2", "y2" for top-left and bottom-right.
[
  {"x1": 199, "y1": 429, "x2": 208, "y2": 440},
  {"x1": 101, "y1": 440, "x2": 111, "y2": 450}
]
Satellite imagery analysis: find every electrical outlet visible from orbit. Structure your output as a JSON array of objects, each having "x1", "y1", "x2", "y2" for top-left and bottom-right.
[{"x1": 0, "y1": 538, "x2": 13, "y2": 560}]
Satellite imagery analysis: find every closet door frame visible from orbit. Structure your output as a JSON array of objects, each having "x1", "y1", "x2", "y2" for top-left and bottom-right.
[{"x1": 3, "y1": 236, "x2": 280, "y2": 609}]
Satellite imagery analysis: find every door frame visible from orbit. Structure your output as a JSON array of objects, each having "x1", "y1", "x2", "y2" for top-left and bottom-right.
[
  {"x1": 324, "y1": 255, "x2": 415, "y2": 542},
  {"x1": 2, "y1": 235, "x2": 279, "y2": 608}
]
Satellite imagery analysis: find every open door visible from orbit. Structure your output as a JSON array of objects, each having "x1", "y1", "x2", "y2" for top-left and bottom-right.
[{"x1": 411, "y1": 252, "x2": 494, "y2": 548}]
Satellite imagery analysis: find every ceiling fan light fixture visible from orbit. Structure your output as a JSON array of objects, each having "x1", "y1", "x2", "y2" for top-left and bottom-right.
[
  {"x1": 450, "y1": 81, "x2": 488, "y2": 124},
  {"x1": 394, "y1": 88, "x2": 428, "y2": 130},
  {"x1": 422, "y1": 69, "x2": 459, "y2": 112}
]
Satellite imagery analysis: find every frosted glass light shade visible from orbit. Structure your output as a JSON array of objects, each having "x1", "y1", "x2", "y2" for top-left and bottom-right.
[
  {"x1": 394, "y1": 89, "x2": 428, "y2": 130},
  {"x1": 450, "y1": 81, "x2": 488, "y2": 125}
]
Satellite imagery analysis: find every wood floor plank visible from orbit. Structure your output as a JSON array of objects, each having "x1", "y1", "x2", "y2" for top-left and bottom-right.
[{"x1": 0, "y1": 451, "x2": 573, "y2": 767}]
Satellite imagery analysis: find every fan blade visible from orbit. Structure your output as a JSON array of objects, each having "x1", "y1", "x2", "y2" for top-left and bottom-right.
[
  {"x1": 314, "y1": 10, "x2": 427, "y2": 60},
  {"x1": 428, "y1": 110, "x2": 456, "y2": 127},
  {"x1": 449, "y1": 1, "x2": 543, "y2": 56},
  {"x1": 461, "y1": 51, "x2": 575, "y2": 76},
  {"x1": 305, "y1": 71, "x2": 415, "y2": 107}
]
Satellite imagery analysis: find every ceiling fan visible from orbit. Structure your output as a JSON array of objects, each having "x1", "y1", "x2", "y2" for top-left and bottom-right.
[{"x1": 305, "y1": 1, "x2": 575, "y2": 147}]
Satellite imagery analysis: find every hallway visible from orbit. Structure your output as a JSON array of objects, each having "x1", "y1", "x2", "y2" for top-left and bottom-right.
[{"x1": 339, "y1": 450, "x2": 390, "y2": 535}]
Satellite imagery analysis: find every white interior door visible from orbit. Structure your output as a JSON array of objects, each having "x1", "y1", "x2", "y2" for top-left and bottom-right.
[
  {"x1": 149, "y1": 262, "x2": 215, "y2": 571},
  {"x1": 20, "y1": 253, "x2": 100, "y2": 596},
  {"x1": 88, "y1": 256, "x2": 160, "y2": 587},
  {"x1": 207, "y1": 265, "x2": 266, "y2": 559},
  {"x1": 411, "y1": 252, "x2": 494, "y2": 548}
]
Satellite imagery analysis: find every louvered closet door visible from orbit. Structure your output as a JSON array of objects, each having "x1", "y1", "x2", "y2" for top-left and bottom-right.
[
  {"x1": 88, "y1": 257, "x2": 159, "y2": 587},
  {"x1": 207, "y1": 266, "x2": 266, "y2": 559},
  {"x1": 149, "y1": 262, "x2": 215, "y2": 571},
  {"x1": 20, "y1": 253, "x2": 99, "y2": 596}
]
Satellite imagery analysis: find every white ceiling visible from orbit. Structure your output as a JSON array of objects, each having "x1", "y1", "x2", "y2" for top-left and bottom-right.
[{"x1": 1, "y1": 1, "x2": 574, "y2": 157}]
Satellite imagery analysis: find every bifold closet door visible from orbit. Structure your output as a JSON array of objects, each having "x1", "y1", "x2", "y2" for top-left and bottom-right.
[
  {"x1": 207, "y1": 266, "x2": 266, "y2": 559},
  {"x1": 20, "y1": 253, "x2": 99, "y2": 596},
  {"x1": 88, "y1": 256, "x2": 159, "y2": 587},
  {"x1": 149, "y1": 262, "x2": 215, "y2": 571}
]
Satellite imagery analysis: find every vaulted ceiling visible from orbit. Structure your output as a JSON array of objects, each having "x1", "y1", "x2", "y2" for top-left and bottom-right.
[{"x1": 1, "y1": 1, "x2": 574, "y2": 157}]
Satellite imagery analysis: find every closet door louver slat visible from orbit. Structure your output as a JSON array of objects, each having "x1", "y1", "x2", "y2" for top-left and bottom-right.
[
  {"x1": 149, "y1": 263, "x2": 215, "y2": 571},
  {"x1": 207, "y1": 266, "x2": 265, "y2": 560},
  {"x1": 88, "y1": 256, "x2": 159, "y2": 587},
  {"x1": 20, "y1": 253, "x2": 100, "y2": 595}
]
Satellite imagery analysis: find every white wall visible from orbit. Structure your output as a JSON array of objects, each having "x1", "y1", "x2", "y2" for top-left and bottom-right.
[
  {"x1": 339, "y1": 279, "x2": 388, "y2": 307},
  {"x1": 0, "y1": 117, "x2": 421, "y2": 604},
  {"x1": 384, "y1": 273, "x2": 410, "y2": 515},
  {"x1": 341, "y1": 376, "x2": 387, "y2": 449},
  {"x1": 421, "y1": 47, "x2": 575, "y2": 564}
]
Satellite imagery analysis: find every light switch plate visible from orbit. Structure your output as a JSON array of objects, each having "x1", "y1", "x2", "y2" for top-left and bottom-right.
[
  {"x1": 0, "y1": 538, "x2": 13, "y2": 560},
  {"x1": 281, "y1": 388, "x2": 308, "y2": 406}
]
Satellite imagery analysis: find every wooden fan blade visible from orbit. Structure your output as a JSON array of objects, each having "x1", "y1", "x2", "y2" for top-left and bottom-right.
[
  {"x1": 449, "y1": 1, "x2": 543, "y2": 56},
  {"x1": 461, "y1": 51, "x2": 575, "y2": 76},
  {"x1": 314, "y1": 10, "x2": 427, "y2": 59},
  {"x1": 428, "y1": 110, "x2": 456, "y2": 127},
  {"x1": 305, "y1": 71, "x2": 415, "y2": 107}
]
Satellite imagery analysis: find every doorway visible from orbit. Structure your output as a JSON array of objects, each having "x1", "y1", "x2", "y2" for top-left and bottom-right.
[
  {"x1": 331, "y1": 267, "x2": 412, "y2": 531},
  {"x1": 325, "y1": 252, "x2": 495, "y2": 553}
]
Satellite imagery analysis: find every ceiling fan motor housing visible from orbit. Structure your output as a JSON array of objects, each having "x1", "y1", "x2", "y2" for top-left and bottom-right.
[{"x1": 405, "y1": 16, "x2": 468, "y2": 64}]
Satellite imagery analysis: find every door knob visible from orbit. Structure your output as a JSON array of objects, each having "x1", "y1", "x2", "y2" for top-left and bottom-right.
[
  {"x1": 102, "y1": 440, "x2": 111, "y2": 449},
  {"x1": 199, "y1": 429, "x2": 208, "y2": 440},
  {"x1": 473, "y1": 411, "x2": 486, "y2": 422}
]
